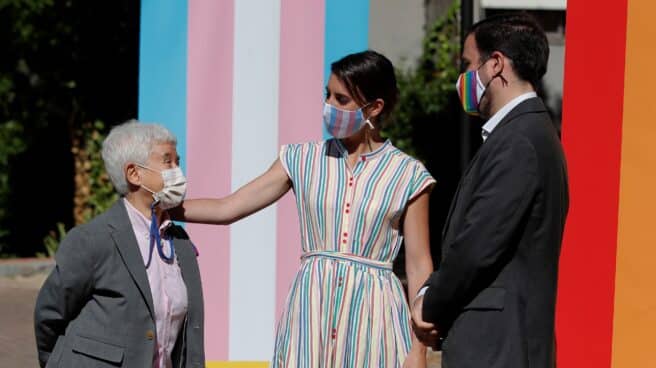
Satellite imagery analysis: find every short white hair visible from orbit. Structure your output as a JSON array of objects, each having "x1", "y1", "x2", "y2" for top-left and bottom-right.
[{"x1": 101, "y1": 120, "x2": 177, "y2": 195}]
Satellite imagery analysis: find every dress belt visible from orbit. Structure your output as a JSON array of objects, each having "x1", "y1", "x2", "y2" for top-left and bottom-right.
[{"x1": 301, "y1": 250, "x2": 393, "y2": 271}]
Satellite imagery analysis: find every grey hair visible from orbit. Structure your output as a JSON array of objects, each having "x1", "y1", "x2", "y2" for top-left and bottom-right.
[{"x1": 101, "y1": 120, "x2": 177, "y2": 195}]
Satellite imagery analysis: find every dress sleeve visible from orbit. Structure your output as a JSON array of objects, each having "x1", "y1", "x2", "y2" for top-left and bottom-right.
[
  {"x1": 279, "y1": 143, "x2": 300, "y2": 183},
  {"x1": 408, "y1": 160, "x2": 436, "y2": 201}
]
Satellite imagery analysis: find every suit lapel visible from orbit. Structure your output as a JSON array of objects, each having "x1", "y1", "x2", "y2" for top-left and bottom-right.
[
  {"x1": 442, "y1": 148, "x2": 483, "y2": 241},
  {"x1": 441, "y1": 98, "x2": 547, "y2": 244},
  {"x1": 107, "y1": 200, "x2": 156, "y2": 321},
  {"x1": 173, "y1": 237, "x2": 191, "y2": 283}
]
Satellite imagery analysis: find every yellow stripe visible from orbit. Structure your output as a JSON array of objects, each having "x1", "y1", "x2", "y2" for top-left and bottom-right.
[
  {"x1": 206, "y1": 362, "x2": 268, "y2": 368},
  {"x1": 613, "y1": 0, "x2": 656, "y2": 367}
]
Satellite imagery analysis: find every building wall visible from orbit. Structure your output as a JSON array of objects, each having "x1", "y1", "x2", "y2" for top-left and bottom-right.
[{"x1": 368, "y1": 0, "x2": 425, "y2": 70}]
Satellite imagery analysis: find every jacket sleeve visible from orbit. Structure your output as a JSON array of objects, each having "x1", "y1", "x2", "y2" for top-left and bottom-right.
[
  {"x1": 34, "y1": 227, "x2": 96, "y2": 367},
  {"x1": 422, "y1": 133, "x2": 539, "y2": 326}
]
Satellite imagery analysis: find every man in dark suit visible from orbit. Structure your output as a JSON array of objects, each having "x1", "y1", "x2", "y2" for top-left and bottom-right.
[
  {"x1": 34, "y1": 121, "x2": 205, "y2": 367},
  {"x1": 411, "y1": 13, "x2": 569, "y2": 368}
]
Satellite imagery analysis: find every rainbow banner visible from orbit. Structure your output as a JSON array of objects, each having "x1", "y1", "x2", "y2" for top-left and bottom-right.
[
  {"x1": 557, "y1": 0, "x2": 656, "y2": 367},
  {"x1": 138, "y1": 0, "x2": 369, "y2": 366},
  {"x1": 139, "y1": 0, "x2": 656, "y2": 366}
]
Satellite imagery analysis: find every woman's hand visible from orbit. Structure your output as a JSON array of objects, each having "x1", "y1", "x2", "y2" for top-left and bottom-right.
[{"x1": 402, "y1": 343, "x2": 428, "y2": 368}]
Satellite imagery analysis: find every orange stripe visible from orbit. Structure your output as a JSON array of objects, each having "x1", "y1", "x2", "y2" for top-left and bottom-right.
[{"x1": 612, "y1": 0, "x2": 656, "y2": 366}]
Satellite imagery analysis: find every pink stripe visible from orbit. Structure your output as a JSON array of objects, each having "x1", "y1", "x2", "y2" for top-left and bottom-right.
[
  {"x1": 276, "y1": 0, "x2": 325, "y2": 319},
  {"x1": 186, "y1": 0, "x2": 233, "y2": 360},
  {"x1": 346, "y1": 109, "x2": 357, "y2": 136}
]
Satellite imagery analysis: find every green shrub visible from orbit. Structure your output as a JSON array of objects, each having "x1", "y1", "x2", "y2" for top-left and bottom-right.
[
  {"x1": 42, "y1": 120, "x2": 118, "y2": 256},
  {"x1": 382, "y1": 0, "x2": 461, "y2": 162},
  {"x1": 0, "y1": 122, "x2": 27, "y2": 254}
]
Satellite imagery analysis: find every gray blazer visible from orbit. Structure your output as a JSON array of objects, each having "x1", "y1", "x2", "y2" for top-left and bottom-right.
[{"x1": 34, "y1": 200, "x2": 205, "y2": 367}]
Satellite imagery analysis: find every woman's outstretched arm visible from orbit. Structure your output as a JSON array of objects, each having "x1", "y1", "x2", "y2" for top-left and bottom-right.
[{"x1": 170, "y1": 158, "x2": 292, "y2": 225}]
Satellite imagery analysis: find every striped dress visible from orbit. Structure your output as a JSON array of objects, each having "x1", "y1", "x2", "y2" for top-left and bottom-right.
[{"x1": 273, "y1": 139, "x2": 435, "y2": 367}]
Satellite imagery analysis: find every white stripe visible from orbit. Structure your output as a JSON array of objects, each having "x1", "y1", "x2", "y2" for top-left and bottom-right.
[
  {"x1": 230, "y1": 0, "x2": 281, "y2": 360},
  {"x1": 481, "y1": 0, "x2": 566, "y2": 10},
  {"x1": 338, "y1": 109, "x2": 350, "y2": 138}
]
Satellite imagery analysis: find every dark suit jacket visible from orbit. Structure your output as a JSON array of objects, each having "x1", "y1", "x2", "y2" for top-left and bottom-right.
[
  {"x1": 422, "y1": 98, "x2": 569, "y2": 368},
  {"x1": 34, "y1": 200, "x2": 205, "y2": 367}
]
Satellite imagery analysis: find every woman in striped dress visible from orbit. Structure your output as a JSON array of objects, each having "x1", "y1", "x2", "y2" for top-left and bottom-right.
[{"x1": 176, "y1": 51, "x2": 435, "y2": 367}]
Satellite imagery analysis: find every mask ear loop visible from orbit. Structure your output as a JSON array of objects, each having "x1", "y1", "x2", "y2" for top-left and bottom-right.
[
  {"x1": 135, "y1": 163, "x2": 163, "y2": 207},
  {"x1": 482, "y1": 55, "x2": 509, "y2": 88},
  {"x1": 494, "y1": 57, "x2": 508, "y2": 87},
  {"x1": 478, "y1": 55, "x2": 508, "y2": 103},
  {"x1": 360, "y1": 101, "x2": 379, "y2": 130}
]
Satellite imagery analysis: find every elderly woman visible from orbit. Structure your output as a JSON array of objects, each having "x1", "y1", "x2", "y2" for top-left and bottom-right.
[{"x1": 34, "y1": 121, "x2": 204, "y2": 368}]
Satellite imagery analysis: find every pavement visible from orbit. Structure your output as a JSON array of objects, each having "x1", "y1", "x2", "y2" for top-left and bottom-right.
[{"x1": 0, "y1": 272, "x2": 47, "y2": 368}]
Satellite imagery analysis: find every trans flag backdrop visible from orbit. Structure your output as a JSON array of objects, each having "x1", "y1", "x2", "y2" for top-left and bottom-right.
[
  {"x1": 139, "y1": 0, "x2": 656, "y2": 367},
  {"x1": 138, "y1": 0, "x2": 370, "y2": 366}
]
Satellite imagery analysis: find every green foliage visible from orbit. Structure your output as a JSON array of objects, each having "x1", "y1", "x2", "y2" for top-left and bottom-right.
[
  {"x1": 0, "y1": 122, "x2": 26, "y2": 252},
  {"x1": 0, "y1": 0, "x2": 71, "y2": 255},
  {"x1": 75, "y1": 120, "x2": 119, "y2": 224},
  {"x1": 382, "y1": 0, "x2": 461, "y2": 162},
  {"x1": 42, "y1": 120, "x2": 118, "y2": 256},
  {"x1": 0, "y1": 0, "x2": 137, "y2": 257},
  {"x1": 43, "y1": 222, "x2": 65, "y2": 258}
]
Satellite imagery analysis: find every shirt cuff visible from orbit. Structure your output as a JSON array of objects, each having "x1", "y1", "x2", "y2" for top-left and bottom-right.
[{"x1": 413, "y1": 286, "x2": 429, "y2": 305}]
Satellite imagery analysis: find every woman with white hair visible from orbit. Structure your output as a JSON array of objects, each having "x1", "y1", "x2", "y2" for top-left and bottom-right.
[{"x1": 34, "y1": 120, "x2": 205, "y2": 368}]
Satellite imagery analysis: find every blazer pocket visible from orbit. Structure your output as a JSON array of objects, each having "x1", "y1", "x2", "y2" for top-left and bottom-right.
[
  {"x1": 71, "y1": 334, "x2": 125, "y2": 365},
  {"x1": 462, "y1": 287, "x2": 506, "y2": 310}
]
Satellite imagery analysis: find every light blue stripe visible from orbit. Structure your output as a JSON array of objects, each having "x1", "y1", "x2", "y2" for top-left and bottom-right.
[
  {"x1": 138, "y1": 0, "x2": 188, "y2": 173},
  {"x1": 323, "y1": 0, "x2": 370, "y2": 139}
]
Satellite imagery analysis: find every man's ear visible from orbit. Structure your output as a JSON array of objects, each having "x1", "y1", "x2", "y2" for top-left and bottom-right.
[
  {"x1": 489, "y1": 51, "x2": 506, "y2": 74},
  {"x1": 125, "y1": 163, "x2": 141, "y2": 187}
]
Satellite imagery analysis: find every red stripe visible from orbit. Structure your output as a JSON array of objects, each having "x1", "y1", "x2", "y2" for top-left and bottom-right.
[{"x1": 556, "y1": 0, "x2": 628, "y2": 366}]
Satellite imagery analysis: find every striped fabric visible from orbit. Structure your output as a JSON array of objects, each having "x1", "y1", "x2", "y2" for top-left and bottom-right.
[
  {"x1": 456, "y1": 70, "x2": 481, "y2": 115},
  {"x1": 273, "y1": 139, "x2": 435, "y2": 367},
  {"x1": 323, "y1": 103, "x2": 364, "y2": 138}
]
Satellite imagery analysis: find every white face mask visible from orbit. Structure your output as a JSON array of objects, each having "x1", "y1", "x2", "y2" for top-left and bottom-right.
[{"x1": 137, "y1": 164, "x2": 187, "y2": 210}]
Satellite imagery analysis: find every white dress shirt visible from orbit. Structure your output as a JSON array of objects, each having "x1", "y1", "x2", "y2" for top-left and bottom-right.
[{"x1": 481, "y1": 92, "x2": 537, "y2": 141}]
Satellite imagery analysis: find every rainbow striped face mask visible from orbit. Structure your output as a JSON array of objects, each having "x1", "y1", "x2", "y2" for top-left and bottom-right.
[
  {"x1": 322, "y1": 102, "x2": 374, "y2": 138},
  {"x1": 456, "y1": 69, "x2": 487, "y2": 116}
]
